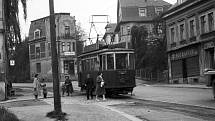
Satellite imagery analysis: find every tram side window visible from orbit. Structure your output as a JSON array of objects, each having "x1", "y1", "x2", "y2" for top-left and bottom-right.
[
  {"x1": 129, "y1": 53, "x2": 135, "y2": 69},
  {"x1": 107, "y1": 54, "x2": 114, "y2": 70},
  {"x1": 86, "y1": 59, "x2": 90, "y2": 71},
  {"x1": 102, "y1": 55, "x2": 107, "y2": 70},
  {"x1": 116, "y1": 53, "x2": 128, "y2": 69}
]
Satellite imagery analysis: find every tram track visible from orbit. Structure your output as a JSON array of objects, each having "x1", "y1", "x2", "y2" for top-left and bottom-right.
[{"x1": 109, "y1": 95, "x2": 215, "y2": 121}]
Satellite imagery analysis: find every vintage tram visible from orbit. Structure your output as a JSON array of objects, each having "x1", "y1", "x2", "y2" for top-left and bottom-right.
[{"x1": 77, "y1": 46, "x2": 136, "y2": 95}]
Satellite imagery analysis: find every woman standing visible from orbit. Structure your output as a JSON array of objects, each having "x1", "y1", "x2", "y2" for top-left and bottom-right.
[
  {"x1": 33, "y1": 74, "x2": 40, "y2": 100},
  {"x1": 95, "y1": 72, "x2": 106, "y2": 101}
]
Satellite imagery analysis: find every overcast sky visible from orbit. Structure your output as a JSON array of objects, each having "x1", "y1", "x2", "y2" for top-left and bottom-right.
[{"x1": 20, "y1": 0, "x2": 177, "y2": 40}]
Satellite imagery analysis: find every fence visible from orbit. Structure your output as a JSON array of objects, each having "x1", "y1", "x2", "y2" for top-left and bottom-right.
[{"x1": 136, "y1": 69, "x2": 168, "y2": 82}]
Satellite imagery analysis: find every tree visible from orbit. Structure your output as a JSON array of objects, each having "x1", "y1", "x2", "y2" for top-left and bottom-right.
[
  {"x1": 4, "y1": 0, "x2": 27, "y2": 98},
  {"x1": 131, "y1": 25, "x2": 148, "y2": 69},
  {"x1": 131, "y1": 17, "x2": 167, "y2": 81},
  {"x1": 13, "y1": 39, "x2": 30, "y2": 82}
]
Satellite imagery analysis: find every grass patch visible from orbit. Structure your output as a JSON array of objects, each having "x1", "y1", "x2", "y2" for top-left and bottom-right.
[{"x1": 0, "y1": 106, "x2": 20, "y2": 121}]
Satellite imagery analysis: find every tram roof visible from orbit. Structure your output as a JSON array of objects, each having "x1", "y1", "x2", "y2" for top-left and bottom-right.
[{"x1": 78, "y1": 48, "x2": 134, "y2": 58}]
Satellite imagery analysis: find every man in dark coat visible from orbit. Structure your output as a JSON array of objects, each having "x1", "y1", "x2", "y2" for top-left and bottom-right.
[
  {"x1": 64, "y1": 76, "x2": 73, "y2": 96},
  {"x1": 85, "y1": 74, "x2": 94, "y2": 100}
]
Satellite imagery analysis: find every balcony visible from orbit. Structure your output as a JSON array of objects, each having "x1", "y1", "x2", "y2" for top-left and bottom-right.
[
  {"x1": 58, "y1": 34, "x2": 76, "y2": 40},
  {"x1": 170, "y1": 42, "x2": 176, "y2": 48},
  {"x1": 200, "y1": 31, "x2": 215, "y2": 39},
  {"x1": 189, "y1": 36, "x2": 196, "y2": 42},
  {"x1": 179, "y1": 39, "x2": 187, "y2": 45}
]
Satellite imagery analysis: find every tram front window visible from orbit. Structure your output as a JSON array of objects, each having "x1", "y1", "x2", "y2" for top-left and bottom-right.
[
  {"x1": 107, "y1": 54, "x2": 114, "y2": 70},
  {"x1": 116, "y1": 53, "x2": 128, "y2": 69}
]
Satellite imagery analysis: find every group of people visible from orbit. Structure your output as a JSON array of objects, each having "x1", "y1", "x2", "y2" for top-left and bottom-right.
[
  {"x1": 33, "y1": 72, "x2": 106, "y2": 101},
  {"x1": 33, "y1": 74, "x2": 47, "y2": 100},
  {"x1": 85, "y1": 72, "x2": 106, "y2": 101}
]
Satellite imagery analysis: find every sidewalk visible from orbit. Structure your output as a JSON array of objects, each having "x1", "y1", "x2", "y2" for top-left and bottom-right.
[
  {"x1": 136, "y1": 78, "x2": 212, "y2": 89},
  {"x1": 0, "y1": 81, "x2": 212, "y2": 121}
]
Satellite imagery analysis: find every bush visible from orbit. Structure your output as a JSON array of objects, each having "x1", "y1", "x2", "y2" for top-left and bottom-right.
[{"x1": 0, "y1": 106, "x2": 20, "y2": 121}]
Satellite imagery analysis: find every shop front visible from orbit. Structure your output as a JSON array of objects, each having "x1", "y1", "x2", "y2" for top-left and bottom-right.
[
  {"x1": 169, "y1": 47, "x2": 200, "y2": 84},
  {"x1": 203, "y1": 41, "x2": 215, "y2": 86}
]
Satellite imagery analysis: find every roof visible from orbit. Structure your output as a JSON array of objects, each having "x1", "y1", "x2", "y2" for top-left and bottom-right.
[
  {"x1": 31, "y1": 13, "x2": 70, "y2": 22},
  {"x1": 118, "y1": 0, "x2": 171, "y2": 22},
  {"x1": 119, "y1": 0, "x2": 171, "y2": 7}
]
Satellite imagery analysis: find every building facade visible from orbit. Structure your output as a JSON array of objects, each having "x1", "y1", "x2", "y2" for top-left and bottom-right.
[
  {"x1": 28, "y1": 13, "x2": 78, "y2": 81},
  {"x1": 115, "y1": 0, "x2": 171, "y2": 48},
  {"x1": 164, "y1": 0, "x2": 215, "y2": 84}
]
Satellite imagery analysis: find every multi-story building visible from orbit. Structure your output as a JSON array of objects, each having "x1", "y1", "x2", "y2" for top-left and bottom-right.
[
  {"x1": 28, "y1": 13, "x2": 78, "y2": 81},
  {"x1": 163, "y1": 0, "x2": 215, "y2": 84},
  {"x1": 115, "y1": 0, "x2": 171, "y2": 48}
]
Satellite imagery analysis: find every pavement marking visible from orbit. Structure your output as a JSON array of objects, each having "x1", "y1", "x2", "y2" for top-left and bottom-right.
[{"x1": 96, "y1": 103, "x2": 144, "y2": 121}]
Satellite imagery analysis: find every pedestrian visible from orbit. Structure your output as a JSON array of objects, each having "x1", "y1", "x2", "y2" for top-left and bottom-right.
[
  {"x1": 64, "y1": 76, "x2": 73, "y2": 96},
  {"x1": 212, "y1": 79, "x2": 215, "y2": 99},
  {"x1": 95, "y1": 72, "x2": 106, "y2": 101},
  {"x1": 40, "y1": 78, "x2": 47, "y2": 98},
  {"x1": 33, "y1": 74, "x2": 40, "y2": 100},
  {"x1": 85, "y1": 74, "x2": 94, "y2": 100},
  {"x1": 61, "y1": 83, "x2": 66, "y2": 96}
]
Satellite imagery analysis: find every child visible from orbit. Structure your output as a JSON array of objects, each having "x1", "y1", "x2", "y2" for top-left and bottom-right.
[
  {"x1": 40, "y1": 79, "x2": 47, "y2": 98},
  {"x1": 61, "y1": 83, "x2": 66, "y2": 96}
]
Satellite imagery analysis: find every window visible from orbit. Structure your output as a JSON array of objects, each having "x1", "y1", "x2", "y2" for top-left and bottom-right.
[
  {"x1": 40, "y1": 42, "x2": 46, "y2": 58},
  {"x1": 68, "y1": 60, "x2": 74, "y2": 75},
  {"x1": 36, "y1": 63, "x2": 41, "y2": 73},
  {"x1": 63, "y1": 60, "x2": 69, "y2": 74},
  {"x1": 116, "y1": 53, "x2": 128, "y2": 69},
  {"x1": 179, "y1": 24, "x2": 185, "y2": 41},
  {"x1": 62, "y1": 42, "x2": 66, "y2": 52},
  {"x1": 102, "y1": 55, "x2": 106, "y2": 70},
  {"x1": 72, "y1": 42, "x2": 76, "y2": 51},
  {"x1": 36, "y1": 46, "x2": 40, "y2": 59},
  {"x1": 34, "y1": 29, "x2": 40, "y2": 39},
  {"x1": 48, "y1": 43, "x2": 51, "y2": 56},
  {"x1": 208, "y1": 12, "x2": 214, "y2": 32},
  {"x1": 65, "y1": 26, "x2": 70, "y2": 37},
  {"x1": 107, "y1": 54, "x2": 114, "y2": 70},
  {"x1": 170, "y1": 27, "x2": 175, "y2": 43},
  {"x1": 200, "y1": 15, "x2": 206, "y2": 34},
  {"x1": 30, "y1": 44, "x2": 36, "y2": 59},
  {"x1": 155, "y1": 7, "x2": 163, "y2": 15},
  {"x1": 127, "y1": 26, "x2": 130, "y2": 35},
  {"x1": 189, "y1": 20, "x2": 195, "y2": 37},
  {"x1": 129, "y1": 53, "x2": 135, "y2": 69},
  {"x1": 139, "y1": 8, "x2": 147, "y2": 17},
  {"x1": 121, "y1": 26, "x2": 124, "y2": 36},
  {"x1": 67, "y1": 42, "x2": 71, "y2": 52}
]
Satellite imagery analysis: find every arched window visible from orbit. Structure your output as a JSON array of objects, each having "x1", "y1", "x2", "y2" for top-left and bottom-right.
[{"x1": 34, "y1": 29, "x2": 41, "y2": 39}]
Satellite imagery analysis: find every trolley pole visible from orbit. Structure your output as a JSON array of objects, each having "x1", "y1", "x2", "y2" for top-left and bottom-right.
[{"x1": 49, "y1": 0, "x2": 62, "y2": 113}]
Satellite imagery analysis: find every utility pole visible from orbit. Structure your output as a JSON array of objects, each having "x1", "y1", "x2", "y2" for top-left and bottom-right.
[
  {"x1": 49, "y1": 0, "x2": 62, "y2": 113},
  {"x1": 2, "y1": 0, "x2": 8, "y2": 100}
]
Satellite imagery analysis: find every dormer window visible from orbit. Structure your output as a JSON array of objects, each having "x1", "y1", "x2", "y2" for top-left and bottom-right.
[
  {"x1": 139, "y1": 8, "x2": 147, "y2": 17},
  {"x1": 34, "y1": 29, "x2": 41, "y2": 39},
  {"x1": 155, "y1": 7, "x2": 163, "y2": 15}
]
